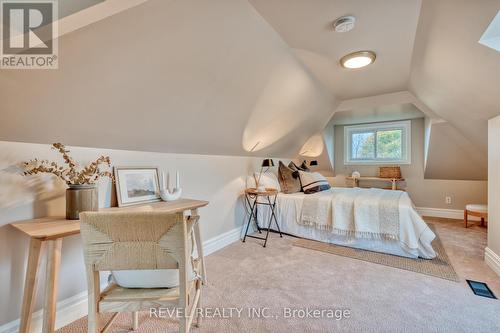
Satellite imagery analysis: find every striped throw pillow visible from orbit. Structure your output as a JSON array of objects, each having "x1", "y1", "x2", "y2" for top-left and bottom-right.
[{"x1": 298, "y1": 171, "x2": 331, "y2": 194}]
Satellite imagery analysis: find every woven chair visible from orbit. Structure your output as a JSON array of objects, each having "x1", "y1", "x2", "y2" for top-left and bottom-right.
[{"x1": 80, "y1": 211, "x2": 202, "y2": 333}]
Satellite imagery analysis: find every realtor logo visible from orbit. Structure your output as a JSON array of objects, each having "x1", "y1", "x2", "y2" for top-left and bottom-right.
[{"x1": 1, "y1": 0, "x2": 58, "y2": 69}]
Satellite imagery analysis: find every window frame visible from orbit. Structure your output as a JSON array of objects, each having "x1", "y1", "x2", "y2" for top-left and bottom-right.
[{"x1": 344, "y1": 120, "x2": 411, "y2": 165}]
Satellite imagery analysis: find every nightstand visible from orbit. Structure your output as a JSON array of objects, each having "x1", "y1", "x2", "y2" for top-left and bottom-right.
[{"x1": 242, "y1": 188, "x2": 282, "y2": 247}]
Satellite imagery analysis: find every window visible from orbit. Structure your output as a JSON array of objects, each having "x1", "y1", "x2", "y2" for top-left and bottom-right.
[
  {"x1": 479, "y1": 10, "x2": 500, "y2": 52},
  {"x1": 344, "y1": 120, "x2": 411, "y2": 165}
]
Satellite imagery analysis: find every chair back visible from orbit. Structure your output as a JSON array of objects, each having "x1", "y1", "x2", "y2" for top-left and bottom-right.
[{"x1": 80, "y1": 211, "x2": 197, "y2": 271}]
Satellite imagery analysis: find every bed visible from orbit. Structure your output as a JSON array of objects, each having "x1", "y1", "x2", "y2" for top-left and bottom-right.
[{"x1": 254, "y1": 187, "x2": 436, "y2": 259}]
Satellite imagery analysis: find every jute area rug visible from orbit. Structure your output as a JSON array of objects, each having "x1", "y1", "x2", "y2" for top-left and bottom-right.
[{"x1": 293, "y1": 225, "x2": 459, "y2": 282}]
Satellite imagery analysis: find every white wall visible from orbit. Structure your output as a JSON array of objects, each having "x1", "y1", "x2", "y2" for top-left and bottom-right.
[
  {"x1": 487, "y1": 116, "x2": 500, "y2": 275},
  {"x1": 424, "y1": 122, "x2": 488, "y2": 180},
  {"x1": 331, "y1": 118, "x2": 487, "y2": 210},
  {"x1": 0, "y1": 140, "x2": 286, "y2": 327}
]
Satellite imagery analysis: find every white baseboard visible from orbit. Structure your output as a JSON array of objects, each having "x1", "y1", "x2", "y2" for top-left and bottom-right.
[
  {"x1": 202, "y1": 226, "x2": 242, "y2": 256},
  {"x1": 485, "y1": 247, "x2": 500, "y2": 277},
  {"x1": 416, "y1": 207, "x2": 481, "y2": 221},
  {"x1": 0, "y1": 290, "x2": 90, "y2": 333},
  {"x1": 0, "y1": 226, "x2": 243, "y2": 333}
]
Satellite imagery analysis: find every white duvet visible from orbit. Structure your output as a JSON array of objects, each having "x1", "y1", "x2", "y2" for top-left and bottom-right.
[{"x1": 256, "y1": 187, "x2": 436, "y2": 259}]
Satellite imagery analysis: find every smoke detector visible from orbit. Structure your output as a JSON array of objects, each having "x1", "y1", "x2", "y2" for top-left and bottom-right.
[{"x1": 333, "y1": 16, "x2": 356, "y2": 33}]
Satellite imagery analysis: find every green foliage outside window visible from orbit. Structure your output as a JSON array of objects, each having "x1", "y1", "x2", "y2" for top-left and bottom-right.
[{"x1": 351, "y1": 129, "x2": 402, "y2": 160}]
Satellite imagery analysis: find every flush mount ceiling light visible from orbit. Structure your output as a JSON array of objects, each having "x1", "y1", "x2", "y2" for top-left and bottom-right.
[{"x1": 340, "y1": 51, "x2": 376, "y2": 69}]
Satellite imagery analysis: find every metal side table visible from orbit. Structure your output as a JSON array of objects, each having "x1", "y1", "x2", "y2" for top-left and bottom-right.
[{"x1": 242, "y1": 188, "x2": 282, "y2": 247}]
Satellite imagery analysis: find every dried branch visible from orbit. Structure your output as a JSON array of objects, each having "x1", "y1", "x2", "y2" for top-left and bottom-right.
[{"x1": 22, "y1": 143, "x2": 113, "y2": 185}]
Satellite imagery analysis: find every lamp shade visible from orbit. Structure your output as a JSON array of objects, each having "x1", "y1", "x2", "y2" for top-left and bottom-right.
[
  {"x1": 309, "y1": 160, "x2": 318, "y2": 166},
  {"x1": 261, "y1": 159, "x2": 274, "y2": 167}
]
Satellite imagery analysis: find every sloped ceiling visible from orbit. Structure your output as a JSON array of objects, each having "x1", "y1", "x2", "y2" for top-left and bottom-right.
[
  {"x1": 331, "y1": 103, "x2": 425, "y2": 125},
  {"x1": 425, "y1": 122, "x2": 488, "y2": 180},
  {"x1": 250, "y1": 0, "x2": 500, "y2": 180},
  {"x1": 1, "y1": 0, "x2": 499, "y2": 172},
  {"x1": 0, "y1": 0, "x2": 335, "y2": 157},
  {"x1": 410, "y1": 0, "x2": 500, "y2": 155},
  {"x1": 58, "y1": 0, "x2": 103, "y2": 19}
]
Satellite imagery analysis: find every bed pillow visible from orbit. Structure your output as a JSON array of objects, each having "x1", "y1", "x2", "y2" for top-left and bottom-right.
[
  {"x1": 288, "y1": 162, "x2": 300, "y2": 180},
  {"x1": 246, "y1": 175, "x2": 257, "y2": 189},
  {"x1": 298, "y1": 171, "x2": 331, "y2": 194},
  {"x1": 278, "y1": 161, "x2": 302, "y2": 193},
  {"x1": 299, "y1": 161, "x2": 311, "y2": 172},
  {"x1": 288, "y1": 161, "x2": 310, "y2": 172},
  {"x1": 253, "y1": 172, "x2": 281, "y2": 191},
  {"x1": 288, "y1": 161, "x2": 310, "y2": 174},
  {"x1": 112, "y1": 268, "x2": 196, "y2": 288},
  {"x1": 287, "y1": 162, "x2": 305, "y2": 191}
]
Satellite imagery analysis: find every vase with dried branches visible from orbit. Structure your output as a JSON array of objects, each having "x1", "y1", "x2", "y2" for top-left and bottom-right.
[{"x1": 23, "y1": 143, "x2": 114, "y2": 219}]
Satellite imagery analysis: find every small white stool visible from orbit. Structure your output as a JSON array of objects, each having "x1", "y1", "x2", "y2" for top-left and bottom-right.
[{"x1": 464, "y1": 204, "x2": 488, "y2": 228}]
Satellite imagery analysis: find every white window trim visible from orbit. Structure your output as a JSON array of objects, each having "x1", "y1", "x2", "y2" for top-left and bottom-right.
[{"x1": 344, "y1": 120, "x2": 412, "y2": 165}]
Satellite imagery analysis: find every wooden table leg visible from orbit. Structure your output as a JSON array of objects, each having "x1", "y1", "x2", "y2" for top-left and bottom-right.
[
  {"x1": 191, "y1": 208, "x2": 207, "y2": 284},
  {"x1": 42, "y1": 238, "x2": 62, "y2": 333},
  {"x1": 85, "y1": 265, "x2": 100, "y2": 333},
  {"x1": 19, "y1": 238, "x2": 43, "y2": 333}
]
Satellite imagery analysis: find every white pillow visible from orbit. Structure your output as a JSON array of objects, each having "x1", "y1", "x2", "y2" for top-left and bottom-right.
[
  {"x1": 253, "y1": 172, "x2": 281, "y2": 191},
  {"x1": 246, "y1": 175, "x2": 257, "y2": 189},
  {"x1": 298, "y1": 171, "x2": 331, "y2": 194},
  {"x1": 112, "y1": 268, "x2": 196, "y2": 288}
]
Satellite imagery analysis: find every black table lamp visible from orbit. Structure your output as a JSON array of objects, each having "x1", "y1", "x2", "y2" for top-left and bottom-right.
[
  {"x1": 262, "y1": 159, "x2": 274, "y2": 168},
  {"x1": 256, "y1": 159, "x2": 274, "y2": 190}
]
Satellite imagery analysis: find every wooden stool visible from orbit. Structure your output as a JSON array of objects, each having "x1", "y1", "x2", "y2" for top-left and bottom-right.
[{"x1": 464, "y1": 204, "x2": 488, "y2": 228}]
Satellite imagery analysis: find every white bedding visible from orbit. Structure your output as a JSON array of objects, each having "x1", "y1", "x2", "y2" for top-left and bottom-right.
[{"x1": 255, "y1": 187, "x2": 436, "y2": 259}]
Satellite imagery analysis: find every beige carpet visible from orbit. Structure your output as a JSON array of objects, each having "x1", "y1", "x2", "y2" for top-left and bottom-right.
[
  {"x1": 293, "y1": 224, "x2": 459, "y2": 282},
  {"x1": 58, "y1": 218, "x2": 500, "y2": 333}
]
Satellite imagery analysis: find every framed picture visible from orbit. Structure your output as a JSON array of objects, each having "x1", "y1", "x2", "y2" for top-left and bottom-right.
[{"x1": 114, "y1": 166, "x2": 161, "y2": 207}]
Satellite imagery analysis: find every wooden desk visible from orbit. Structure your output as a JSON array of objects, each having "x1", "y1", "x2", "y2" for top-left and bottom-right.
[
  {"x1": 346, "y1": 176, "x2": 405, "y2": 190},
  {"x1": 11, "y1": 198, "x2": 208, "y2": 333}
]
